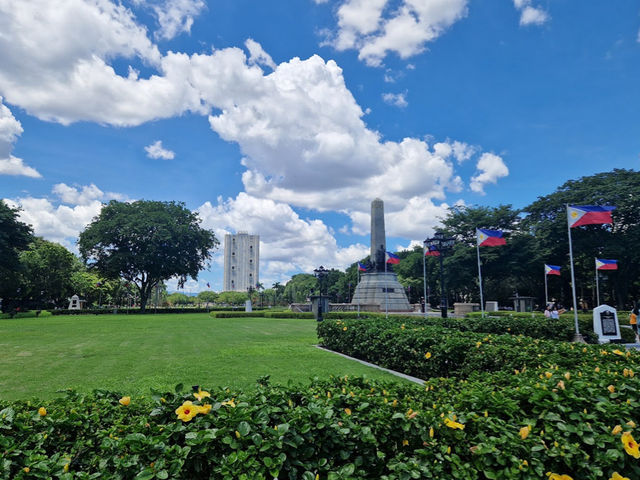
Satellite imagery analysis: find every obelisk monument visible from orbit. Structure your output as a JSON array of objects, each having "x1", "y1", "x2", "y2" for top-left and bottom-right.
[{"x1": 351, "y1": 199, "x2": 411, "y2": 311}]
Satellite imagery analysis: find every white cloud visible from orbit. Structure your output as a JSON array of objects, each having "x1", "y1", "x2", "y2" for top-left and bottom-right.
[
  {"x1": 245, "y1": 39, "x2": 277, "y2": 70},
  {"x1": 512, "y1": 0, "x2": 549, "y2": 27},
  {"x1": 470, "y1": 153, "x2": 509, "y2": 194},
  {"x1": 323, "y1": 0, "x2": 468, "y2": 66},
  {"x1": 382, "y1": 91, "x2": 408, "y2": 108},
  {"x1": 197, "y1": 193, "x2": 368, "y2": 283},
  {"x1": 150, "y1": 0, "x2": 206, "y2": 40},
  {"x1": 0, "y1": 97, "x2": 41, "y2": 178},
  {"x1": 145, "y1": 140, "x2": 175, "y2": 160}
]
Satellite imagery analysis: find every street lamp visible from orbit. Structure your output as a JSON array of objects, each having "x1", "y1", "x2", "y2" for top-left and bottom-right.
[
  {"x1": 425, "y1": 231, "x2": 455, "y2": 318},
  {"x1": 313, "y1": 265, "x2": 329, "y2": 321},
  {"x1": 313, "y1": 266, "x2": 329, "y2": 296}
]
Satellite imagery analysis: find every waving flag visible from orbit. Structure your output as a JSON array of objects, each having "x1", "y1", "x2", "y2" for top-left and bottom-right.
[
  {"x1": 544, "y1": 264, "x2": 561, "y2": 276},
  {"x1": 425, "y1": 245, "x2": 440, "y2": 257},
  {"x1": 358, "y1": 262, "x2": 367, "y2": 272},
  {"x1": 567, "y1": 205, "x2": 615, "y2": 228},
  {"x1": 385, "y1": 252, "x2": 400, "y2": 264},
  {"x1": 477, "y1": 228, "x2": 506, "y2": 247},
  {"x1": 206, "y1": 282, "x2": 210, "y2": 288},
  {"x1": 596, "y1": 259, "x2": 618, "y2": 270}
]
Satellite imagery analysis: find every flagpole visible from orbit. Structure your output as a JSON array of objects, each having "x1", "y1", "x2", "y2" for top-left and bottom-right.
[
  {"x1": 567, "y1": 204, "x2": 584, "y2": 342},
  {"x1": 384, "y1": 256, "x2": 389, "y2": 319},
  {"x1": 476, "y1": 241, "x2": 485, "y2": 318},
  {"x1": 357, "y1": 266, "x2": 360, "y2": 318},
  {"x1": 595, "y1": 258, "x2": 600, "y2": 306},
  {"x1": 544, "y1": 268, "x2": 548, "y2": 306},
  {"x1": 423, "y1": 246, "x2": 427, "y2": 319}
]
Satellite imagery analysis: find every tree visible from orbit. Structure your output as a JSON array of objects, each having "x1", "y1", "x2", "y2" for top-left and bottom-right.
[
  {"x1": 19, "y1": 238, "x2": 78, "y2": 308},
  {"x1": 0, "y1": 201, "x2": 33, "y2": 309},
  {"x1": 78, "y1": 200, "x2": 218, "y2": 312},
  {"x1": 284, "y1": 274, "x2": 318, "y2": 303},
  {"x1": 217, "y1": 291, "x2": 248, "y2": 305},
  {"x1": 197, "y1": 290, "x2": 218, "y2": 305},
  {"x1": 167, "y1": 292, "x2": 191, "y2": 306}
]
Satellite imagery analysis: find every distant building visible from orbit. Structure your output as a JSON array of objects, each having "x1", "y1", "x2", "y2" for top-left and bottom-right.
[{"x1": 223, "y1": 232, "x2": 259, "y2": 292}]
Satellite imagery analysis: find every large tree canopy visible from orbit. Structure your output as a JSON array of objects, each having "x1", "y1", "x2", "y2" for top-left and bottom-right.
[
  {"x1": 0, "y1": 201, "x2": 33, "y2": 309},
  {"x1": 78, "y1": 200, "x2": 218, "y2": 311}
]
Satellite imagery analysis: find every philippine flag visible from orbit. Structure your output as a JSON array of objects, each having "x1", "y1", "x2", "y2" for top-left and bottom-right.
[
  {"x1": 596, "y1": 259, "x2": 618, "y2": 270},
  {"x1": 206, "y1": 282, "x2": 210, "y2": 288},
  {"x1": 544, "y1": 264, "x2": 561, "y2": 276},
  {"x1": 476, "y1": 228, "x2": 506, "y2": 247},
  {"x1": 385, "y1": 251, "x2": 401, "y2": 264},
  {"x1": 358, "y1": 262, "x2": 367, "y2": 272},
  {"x1": 425, "y1": 245, "x2": 440, "y2": 257},
  {"x1": 567, "y1": 205, "x2": 616, "y2": 228}
]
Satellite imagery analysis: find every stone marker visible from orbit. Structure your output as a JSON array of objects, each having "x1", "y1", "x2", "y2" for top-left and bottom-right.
[{"x1": 592, "y1": 304, "x2": 621, "y2": 343}]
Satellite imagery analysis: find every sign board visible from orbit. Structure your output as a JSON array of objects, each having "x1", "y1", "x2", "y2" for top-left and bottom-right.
[{"x1": 592, "y1": 304, "x2": 621, "y2": 343}]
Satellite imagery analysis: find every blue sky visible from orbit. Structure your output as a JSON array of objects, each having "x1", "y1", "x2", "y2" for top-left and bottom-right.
[{"x1": 1, "y1": 0, "x2": 639, "y2": 292}]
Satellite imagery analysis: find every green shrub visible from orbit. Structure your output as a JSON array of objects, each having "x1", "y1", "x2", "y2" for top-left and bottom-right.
[
  {"x1": 264, "y1": 312, "x2": 315, "y2": 319},
  {"x1": 2, "y1": 373, "x2": 639, "y2": 478},
  {"x1": 318, "y1": 317, "x2": 640, "y2": 380},
  {"x1": 209, "y1": 311, "x2": 265, "y2": 318},
  {"x1": 1, "y1": 310, "x2": 52, "y2": 319}
]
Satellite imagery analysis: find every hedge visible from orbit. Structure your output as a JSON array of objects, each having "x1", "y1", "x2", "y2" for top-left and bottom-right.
[
  {"x1": 2, "y1": 371, "x2": 639, "y2": 479},
  {"x1": 318, "y1": 317, "x2": 640, "y2": 380},
  {"x1": 47, "y1": 307, "x2": 265, "y2": 316},
  {"x1": 0, "y1": 310, "x2": 52, "y2": 319},
  {"x1": 210, "y1": 311, "x2": 266, "y2": 318},
  {"x1": 264, "y1": 312, "x2": 315, "y2": 319}
]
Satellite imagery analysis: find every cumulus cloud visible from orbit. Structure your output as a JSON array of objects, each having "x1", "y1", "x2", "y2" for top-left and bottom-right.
[
  {"x1": 197, "y1": 193, "x2": 368, "y2": 282},
  {"x1": 149, "y1": 0, "x2": 206, "y2": 40},
  {"x1": 0, "y1": 97, "x2": 41, "y2": 178},
  {"x1": 512, "y1": 0, "x2": 549, "y2": 26},
  {"x1": 245, "y1": 39, "x2": 277, "y2": 70},
  {"x1": 470, "y1": 153, "x2": 509, "y2": 194},
  {"x1": 322, "y1": 0, "x2": 468, "y2": 66},
  {"x1": 382, "y1": 91, "x2": 408, "y2": 108},
  {"x1": 145, "y1": 140, "x2": 175, "y2": 160}
]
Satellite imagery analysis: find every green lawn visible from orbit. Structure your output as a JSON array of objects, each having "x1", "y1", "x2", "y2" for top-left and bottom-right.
[{"x1": 0, "y1": 313, "x2": 403, "y2": 400}]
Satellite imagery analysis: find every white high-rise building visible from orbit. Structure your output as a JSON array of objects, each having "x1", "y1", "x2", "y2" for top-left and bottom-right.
[{"x1": 223, "y1": 232, "x2": 259, "y2": 292}]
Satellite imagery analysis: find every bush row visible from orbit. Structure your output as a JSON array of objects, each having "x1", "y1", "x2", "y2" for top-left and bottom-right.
[
  {"x1": 210, "y1": 311, "x2": 315, "y2": 319},
  {"x1": 318, "y1": 317, "x2": 640, "y2": 380},
  {"x1": 0, "y1": 310, "x2": 52, "y2": 319},
  {"x1": 46, "y1": 307, "x2": 262, "y2": 316},
  {"x1": 2, "y1": 371, "x2": 639, "y2": 479}
]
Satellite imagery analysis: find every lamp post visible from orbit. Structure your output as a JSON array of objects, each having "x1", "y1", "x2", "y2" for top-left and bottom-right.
[
  {"x1": 425, "y1": 231, "x2": 455, "y2": 318},
  {"x1": 313, "y1": 265, "x2": 329, "y2": 321}
]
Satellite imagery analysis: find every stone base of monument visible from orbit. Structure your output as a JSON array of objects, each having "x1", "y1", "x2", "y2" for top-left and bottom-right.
[
  {"x1": 453, "y1": 303, "x2": 480, "y2": 315},
  {"x1": 351, "y1": 272, "x2": 411, "y2": 312}
]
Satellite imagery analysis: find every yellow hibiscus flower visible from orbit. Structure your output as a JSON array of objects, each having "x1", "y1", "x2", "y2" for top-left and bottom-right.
[
  {"x1": 425, "y1": 352, "x2": 432, "y2": 359},
  {"x1": 175, "y1": 401, "x2": 199, "y2": 422},
  {"x1": 119, "y1": 396, "x2": 130, "y2": 406},
  {"x1": 547, "y1": 473, "x2": 572, "y2": 480},
  {"x1": 621, "y1": 431, "x2": 640, "y2": 458},
  {"x1": 193, "y1": 389, "x2": 210, "y2": 401},
  {"x1": 612, "y1": 425, "x2": 623, "y2": 435},
  {"x1": 444, "y1": 417, "x2": 465, "y2": 430},
  {"x1": 610, "y1": 473, "x2": 630, "y2": 480},
  {"x1": 519, "y1": 425, "x2": 531, "y2": 440},
  {"x1": 38, "y1": 407, "x2": 47, "y2": 417}
]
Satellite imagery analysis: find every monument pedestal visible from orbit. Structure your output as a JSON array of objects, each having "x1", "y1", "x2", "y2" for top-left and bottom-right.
[{"x1": 351, "y1": 272, "x2": 411, "y2": 312}]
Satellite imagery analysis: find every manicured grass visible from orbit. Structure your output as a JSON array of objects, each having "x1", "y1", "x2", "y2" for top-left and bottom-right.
[{"x1": 0, "y1": 313, "x2": 403, "y2": 400}]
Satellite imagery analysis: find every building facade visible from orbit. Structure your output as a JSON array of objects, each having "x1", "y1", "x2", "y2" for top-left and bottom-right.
[{"x1": 223, "y1": 232, "x2": 259, "y2": 292}]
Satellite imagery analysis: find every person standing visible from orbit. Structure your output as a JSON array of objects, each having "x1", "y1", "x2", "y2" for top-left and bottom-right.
[{"x1": 630, "y1": 304, "x2": 639, "y2": 343}]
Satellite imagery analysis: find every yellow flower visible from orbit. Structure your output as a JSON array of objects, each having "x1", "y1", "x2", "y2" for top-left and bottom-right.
[
  {"x1": 175, "y1": 401, "x2": 199, "y2": 422},
  {"x1": 556, "y1": 380, "x2": 565, "y2": 390},
  {"x1": 119, "y1": 396, "x2": 131, "y2": 406},
  {"x1": 621, "y1": 431, "x2": 640, "y2": 458},
  {"x1": 601, "y1": 350, "x2": 609, "y2": 355},
  {"x1": 402, "y1": 439, "x2": 409, "y2": 446},
  {"x1": 429, "y1": 427, "x2": 434, "y2": 438},
  {"x1": 444, "y1": 417, "x2": 465, "y2": 430},
  {"x1": 545, "y1": 371, "x2": 553, "y2": 379},
  {"x1": 564, "y1": 372, "x2": 571, "y2": 380},
  {"x1": 344, "y1": 408, "x2": 351, "y2": 415},
  {"x1": 547, "y1": 474, "x2": 572, "y2": 480},
  {"x1": 342, "y1": 326, "x2": 347, "y2": 331},
  {"x1": 484, "y1": 410, "x2": 488, "y2": 417},
  {"x1": 38, "y1": 407, "x2": 47, "y2": 417},
  {"x1": 595, "y1": 367, "x2": 600, "y2": 372},
  {"x1": 425, "y1": 352, "x2": 432, "y2": 359},
  {"x1": 613, "y1": 349, "x2": 625, "y2": 356},
  {"x1": 627, "y1": 420, "x2": 637, "y2": 428},
  {"x1": 327, "y1": 391, "x2": 331, "y2": 399},
  {"x1": 197, "y1": 404, "x2": 212, "y2": 414},
  {"x1": 608, "y1": 385, "x2": 616, "y2": 393},
  {"x1": 221, "y1": 399, "x2": 236, "y2": 408},
  {"x1": 235, "y1": 430, "x2": 241, "y2": 438},
  {"x1": 476, "y1": 341, "x2": 482, "y2": 348},
  {"x1": 401, "y1": 324, "x2": 405, "y2": 330},
  {"x1": 63, "y1": 464, "x2": 69, "y2": 473},
  {"x1": 315, "y1": 475, "x2": 319, "y2": 480},
  {"x1": 392, "y1": 399, "x2": 398, "y2": 407},
  {"x1": 610, "y1": 473, "x2": 630, "y2": 480},
  {"x1": 193, "y1": 389, "x2": 210, "y2": 401},
  {"x1": 612, "y1": 425, "x2": 623, "y2": 435},
  {"x1": 446, "y1": 446, "x2": 451, "y2": 454},
  {"x1": 519, "y1": 425, "x2": 531, "y2": 440},
  {"x1": 23, "y1": 467, "x2": 30, "y2": 473}
]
